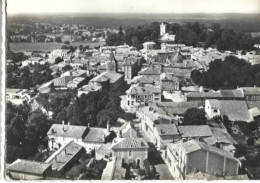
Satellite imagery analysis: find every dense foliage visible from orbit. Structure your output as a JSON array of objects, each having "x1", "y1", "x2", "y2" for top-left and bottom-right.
[
  {"x1": 7, "y1": 63, "x2": 53, "y2": 88},
  {"x1": 182, "y1": 108, "x2": 207, "y2": 125},
  {"x1": 6, "y1": 102, "x2": 53, "y2": 163},
  {"x1": 106, "y1": 22, "x2": 255, "y2": 51},
  {"x1": 191, "y1": 56, "x2": 260, "y2": 90}
]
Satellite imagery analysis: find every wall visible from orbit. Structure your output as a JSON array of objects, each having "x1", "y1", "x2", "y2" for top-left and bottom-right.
[{"x1": 112, "y1": 149, "x2": 148, "y2": 166}]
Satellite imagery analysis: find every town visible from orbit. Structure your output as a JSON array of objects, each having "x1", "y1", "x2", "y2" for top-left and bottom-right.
[{"x1": 5, "y1": 17, "x2": 260, "y2": 181}]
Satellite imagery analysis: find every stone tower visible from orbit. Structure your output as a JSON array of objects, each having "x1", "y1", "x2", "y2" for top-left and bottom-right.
[
  {"x1": 106, "y1": 51, "x2": 118, "y2": 72},
  {"x1": 160, "y1": 23, "x2": 167, "y2": 36}
]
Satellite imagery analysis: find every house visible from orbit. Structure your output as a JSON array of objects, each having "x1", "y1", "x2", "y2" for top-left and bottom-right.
[
  {"x1": 186, "y1": 89, "x2": 244, "y2": 102},
  {"x1": 53, "y1": 75, "x2": 72, "y2": 88},
  {"x1": 121, "y1": 56, "x2": 141, "y2": 83},
  {"x1": 45, "y1": 141, "x2": 85, "y2": 178},
  {"x1": 154, "y1": 123, "x2": 180, "y2": 150},
  {"x1": 67, "y1": 77, "x2": 86, "y2": 89},
  {"x1": 89, "y1": 71, "x2": 124, "y2": 91},
  {"x1": 77, "y1": 83, "x2": 102, "y2": 97},
  {"x1": 142, "y1": 42, "x2": 156, "y2": 51},
  {"x1": 126, "y1": 84, "x2": 161, "y2": 107},
  {"x1": 205, "y1": 99, "x2": 253, "y2": 122},
  {"x1": 160, "y1": 73, "x2": 181, "y2": 91},
  {"x1": 238, "y1": 87, "x2": 260, "y2": 101},
  {"x1": 112, "y1": 138, "x2": 149, "y2": 167},
  {"x1": 47, "y1": 122, "x2": 113, "y2": 153},
  {"x1": 165, "y1": 140, "x2": 240, "y2": 180},
  {"x1": 6, "y1": 159, "x2": 51, "y2": 180},
  {"x1": 6, "y1": 88, "x2": 32, "y2": 105}
]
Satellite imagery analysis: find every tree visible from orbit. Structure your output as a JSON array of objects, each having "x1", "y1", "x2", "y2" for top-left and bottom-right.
[
  {"x1": 131, "y1": 36, "x2": 142, "y2": 49},
  {"x1": 190, "y1": 69, "x2": 201, "y2": 84},
  {"x1": 55, "y1": 36, "x2": 62, "y2": 43},
  {"x1": 182, "y1": 108, "x2": 207, "y2": 125},
  {"x1": 55, "y1": 57, "x2": 63, "y2": 64},
  {"x1": 64, "y1": 40, "x2": 70, "y2": 45}
]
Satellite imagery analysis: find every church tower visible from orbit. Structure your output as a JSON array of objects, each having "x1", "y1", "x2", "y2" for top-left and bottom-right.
[
  {"x1": 160, "y1": 23, "x2": 167, "y2": 36},
  {"x1": 106, "y1": 51, "x2": 118, "y2": 72}
]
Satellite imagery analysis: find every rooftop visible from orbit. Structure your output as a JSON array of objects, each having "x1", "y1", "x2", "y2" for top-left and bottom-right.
[
  {"x1": 47, "y1": 124, "x2": 87, "y2": 139},
  {"x1": 178, "y1": 125, "x2": 213, "y2": 138},
  {"x1": 112, "y1": 138, "x2": 149, "y2": 150},
  {"x1": 45, "y1": 141, "x2": 84, "y2": 172},
  {"x1": 7, "y1": 159, "x2": 51, "y2": 175}
]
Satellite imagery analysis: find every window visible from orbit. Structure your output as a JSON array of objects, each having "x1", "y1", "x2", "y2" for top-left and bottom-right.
[{"x1": 213, "y1": 109, "x2": 218, "y2": 113}]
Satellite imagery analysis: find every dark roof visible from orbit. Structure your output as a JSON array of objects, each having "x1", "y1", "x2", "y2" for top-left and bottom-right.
[
  {"x1": 45, "y1": 141, "x2": 84, "y2": 171},
  {"x1": 126, "y1": 85, "x2": 161, "y2": 95},
  {"x1": 47, "y1": 124, "x2": 87, "y2": 139},
  {"x1": 7, "y1": 159, "x2": 51, "y2": 175},
  {"x1": 112, "y1": 138, "x2": 149, "y2": 150},
  {"x1": 178, "y1": 125, "x2": 213, "y2": 138},
  {"x1": 83, "y1": 127, "x2": 111, "y2": 143}
]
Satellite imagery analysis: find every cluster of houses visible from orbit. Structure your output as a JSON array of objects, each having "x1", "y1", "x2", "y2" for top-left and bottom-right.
[{"x1": 6, "y1": 22, "x2": 260, "y2": 180}]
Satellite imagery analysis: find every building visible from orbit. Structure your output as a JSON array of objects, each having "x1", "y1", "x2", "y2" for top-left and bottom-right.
[
  {"x1": 47, "y1": 122, "x2": 113, "y2": 152},
  {"x1": 160, "y1": 23, "x2": 167, "y2": 36},
  {"x1": 77, "y1": 83, "x2": 102, "y2": 97},
  {"x1": 105, "y1": 52, "x2": 118, "y2": 72},
  {"x1": 165, "y1": 140, "x2": 239, "y2": 180},
  {"x1": 89, "y1": 71, "x2": 124, "y2": 91},
  {"x1": 6, "y1": 88, "x2": 32, "y2": 105},
  {"x1": 67, "y1": 77, "x2": 86, "y2": 89},
  {"x1": 177, "y1": 125, "x2": 214, "y2": 140},
  {"x1": 6, "y1": 159, "x2": 51, "y2": 180},
  {"x1": 126, "y1": 84, "x2": 161, "y2": 107},
  {"x1": 205, "y1": 99, "x2": 253, "y2": 122},
  {"x1": 45, "y1": 141, "x2": 85, "y2": 178},
  {"x1": 101, "y1": 157, "x2": 127, "y2": 180},
  {"x1": 160, "y1": 73, "x2": 181, "y2": 91},
  {"x1": 238, "y1": 87, "x2": 260, "y2": 101},
  {"x1": 112, "y1": 137, "x2": 149, "y2": 167},
  {"x1": 121, "y1": 56, "x2": 141, "y2": 82},
  {"x1": 142, "y1": 42, "x2": 156, "y2": 51},
  {"x1": 186, "y1": 89, "x2": 244, "y2": 102},
  {"x1": 53, "y1": 75, "x2": 72, "y2": 88}
]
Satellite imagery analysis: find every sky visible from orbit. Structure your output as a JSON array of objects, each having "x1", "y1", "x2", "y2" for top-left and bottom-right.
[{"x1": 7, "y1": 0, "x2": 260, "y2": 14}]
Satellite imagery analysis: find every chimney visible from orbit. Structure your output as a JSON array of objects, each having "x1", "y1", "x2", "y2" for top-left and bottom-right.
[
  {"x1": 87, "y1": 123, "x2": 90, "y2": 128},
  {"x1": 107, "y1": 121, "x2": 110, "y2": 132},
  {"x1": 62, "y1": 121, "x2": 65, "y2": 131},
  {"x1": 68, "y1": 122, "x2": 70, "y2": 127}
]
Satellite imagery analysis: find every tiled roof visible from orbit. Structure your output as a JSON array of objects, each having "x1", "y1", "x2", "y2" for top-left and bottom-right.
[
  {"x1": 239, "y1": 87, "x2": 260, "y2": 95},
  {"x1": 126, "y1": 84, "x2": 161, "y2": 95},
  {"x1": 7, "y1": 159, "x2": 51, "y2": 175},
  {"x1": 207, "y1": 100, "x2": 253, "y2": 122},
  {"x1": 178, "y1": 125, "x2": 213, "y2": 138},
  {"x1": 211, "y1": 127, "x2": 237, "y2": 145},
  {"x1": 83, "y1": 127, "x2": 111, "y2": 143},
  {"x1": 47, "y1": 124, "x2": 87, "y2": 139},
  {"x1": 155, "y1": 123, "x2": 179, "y2": 136},
  {"x1": 91, "y1": 71, "x2": 123, "y2": 84},
  {"x1": 187, "y1": 90, "x2": 244, "y2": 99},
  {"x1": 45, "y1": 141, "x2": 84, "y2": 171},
  {"x1": 112, "y1": 138, "x2": 149, "y2": 150},
  {"x1": 179, "y1": 140, "x2": 236, "y2": 160}
]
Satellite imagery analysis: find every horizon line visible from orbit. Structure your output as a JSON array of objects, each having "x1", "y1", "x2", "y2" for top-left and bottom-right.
[{"x1": 7, "y1": 12, "x2": 260, "y2": 16}]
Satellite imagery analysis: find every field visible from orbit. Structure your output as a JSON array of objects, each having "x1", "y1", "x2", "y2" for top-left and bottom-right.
[{"x1": 9, "y1": 41, "x2": 106, "y2": 52}]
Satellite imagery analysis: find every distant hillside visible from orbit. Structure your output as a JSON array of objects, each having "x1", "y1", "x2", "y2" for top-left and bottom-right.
[{"x1": 7, "y1": 13, "x2": 260, "y2": 32}]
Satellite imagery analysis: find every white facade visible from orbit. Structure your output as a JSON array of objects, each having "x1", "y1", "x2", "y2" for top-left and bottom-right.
[{"x1": 160, "y1": 23, "x2": 167, "y2": 36}]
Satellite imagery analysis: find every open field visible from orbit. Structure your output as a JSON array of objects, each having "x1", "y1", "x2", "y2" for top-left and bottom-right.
[{"x1": 9, "y1": 41, "x2": 106, "y2": 52}]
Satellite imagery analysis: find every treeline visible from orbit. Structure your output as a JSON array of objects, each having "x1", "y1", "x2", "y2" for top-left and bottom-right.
[
  {"x1": 106, "y1": 22, "x2": 257, "y2": 51},
  {"x1": 191, "y1": 56, "x2": 260, "y2": 90}
]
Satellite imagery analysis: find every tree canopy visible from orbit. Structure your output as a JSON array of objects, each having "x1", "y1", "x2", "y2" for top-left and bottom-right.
[{"x1": 182, "y1": 108, "x2": 207, "y2": 125}]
